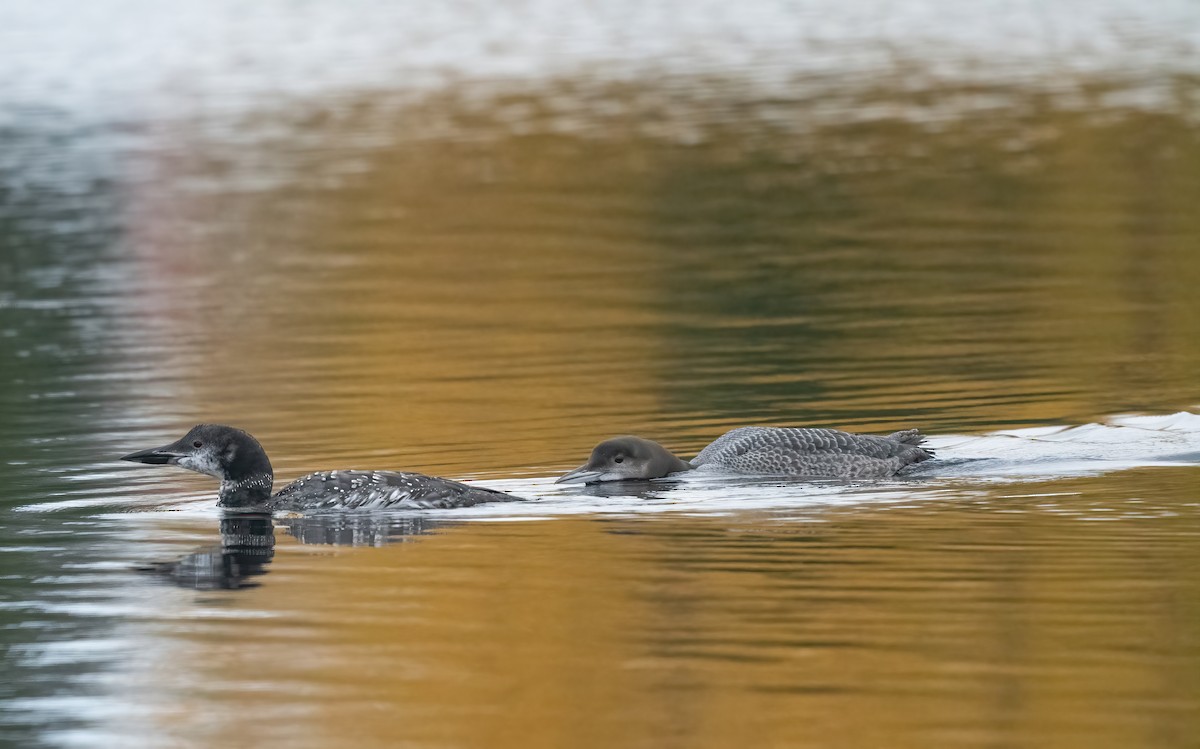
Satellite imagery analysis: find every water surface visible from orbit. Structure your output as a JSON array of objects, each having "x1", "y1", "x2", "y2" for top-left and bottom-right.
[{"x1": 2, "y1": 1, "x2": 1200, "y2": 747}]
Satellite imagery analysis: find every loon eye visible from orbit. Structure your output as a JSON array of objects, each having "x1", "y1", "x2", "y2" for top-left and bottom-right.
[
  {"x1": 192, "y1": 440, "x2": 203, "y2": 448},
  {"x1": 614, "y1": 456, "x2": 624, "y2": 463}
]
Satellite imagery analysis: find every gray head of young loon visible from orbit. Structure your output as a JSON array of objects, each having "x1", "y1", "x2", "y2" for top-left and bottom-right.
[
  {"x1": 122, "y1": 424, "x2": 520, "y2": 510},
  {"x1": 556, "y1": 427, "x2": 935, "y2": 484},
  {"x1": 556, "y1": 436, "x2": 693, "y2": 484}
]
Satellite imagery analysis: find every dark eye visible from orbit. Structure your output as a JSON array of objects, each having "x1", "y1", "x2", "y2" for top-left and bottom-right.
[
  {"x1": 614, "y1": 456, "x2": 624, "y2": 463},
  {"x1": 192, "y1": 440, "x2": 203, "y2": 448}
]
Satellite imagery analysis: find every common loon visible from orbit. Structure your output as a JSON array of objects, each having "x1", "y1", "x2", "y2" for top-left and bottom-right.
[
  {"x1": 122, "y1": 424, "x2": 520, "y2": 510},
  {"x1": 556, "y1": 426, "x2": 934, "y2": 484}
]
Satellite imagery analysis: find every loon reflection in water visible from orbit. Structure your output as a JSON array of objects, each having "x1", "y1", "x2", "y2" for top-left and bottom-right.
[
  {"x1": 280, "y1": 512, "x2": 452, "y2": 546},
  {"x1": 142, "y1": 513, "x2": 455, "y2": 590},
  {"x1": 558, "y1": 427, "x2": 934, "y2": 484},
  {"x1": 137, "y1": 513, "x2": 276, "y2": 590},
  {"x1": 122, "y1": 424, "x2": 521, "y2": 510}
]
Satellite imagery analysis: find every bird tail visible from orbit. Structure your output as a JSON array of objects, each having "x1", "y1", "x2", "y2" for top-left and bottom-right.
[{"x1": 886, "y1": 429, "x2": 935, "y2": 460}]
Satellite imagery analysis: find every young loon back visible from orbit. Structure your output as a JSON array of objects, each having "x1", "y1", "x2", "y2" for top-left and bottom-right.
[
  {"x1": 121, "y1": 424, "x2": 520, "y2": 510},
  {"x1": 557, "y1": 426, "x2": 933, "y2": 483},
  {"x1": 691, "y1": 426, "x2": 932, "y2": 479}
]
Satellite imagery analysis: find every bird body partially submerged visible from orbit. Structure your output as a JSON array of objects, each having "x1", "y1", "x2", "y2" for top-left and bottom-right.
[
  {"x1": 122, "y1": 424, "x2": 519, "y2": 510},
  {"x1": 692, "y1": 426, "x2": 932, "y2": 479},
  {"x1": 270, "y1": 469, "x2": 512, "y2": 511},
  {"x1": 557, "y1": 426, "x2": 933, "y2": 484}
]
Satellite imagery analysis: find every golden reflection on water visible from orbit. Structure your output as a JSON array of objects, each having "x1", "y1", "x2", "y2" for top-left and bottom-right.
[
  {"x1": 122, "y1": 130, "x2": 680, "y2": 477},
  {"x1": 116, "y1": 78, "x2": 1200, "y2": 485},
  {"x1": 124, "y1": 468, "x2": 1200, "y2": 749},
  {"x1": 45, "y1": 69, "x2": 1199, "y2": 749}
]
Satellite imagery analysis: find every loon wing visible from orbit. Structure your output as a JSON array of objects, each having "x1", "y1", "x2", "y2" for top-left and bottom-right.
[
  {"x1": 692, "y1": 427, "x2": 932, "y2": 478},
  {"x1": 271, "y1": 470, "x2": 520, "y2": 510}
]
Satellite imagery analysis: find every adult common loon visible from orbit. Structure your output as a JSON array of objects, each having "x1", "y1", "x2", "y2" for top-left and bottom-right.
[
  {"x1": 556, "y1": 426, "x2": 934, "y2": 484},
  {"x1": 122, "y1": 424, "x2": 520, "y2": 510}
]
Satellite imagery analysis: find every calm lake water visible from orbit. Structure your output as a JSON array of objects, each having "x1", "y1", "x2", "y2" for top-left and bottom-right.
[{"x1": 3, "y1": 2, "x2": 1200, "y2": 747}]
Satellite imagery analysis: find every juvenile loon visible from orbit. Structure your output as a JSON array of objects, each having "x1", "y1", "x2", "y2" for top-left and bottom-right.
[
  {"x1": 556, "y1": 426, "x2": 934, "y2": 484},
  {"x1": 122, "y1": 424, "x2": 520, "y2": 510}
]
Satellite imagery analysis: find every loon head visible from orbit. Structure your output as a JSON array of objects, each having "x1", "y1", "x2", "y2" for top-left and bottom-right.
[
  {"x1": 122, "y1": 424, "x2": 274, "y2": 503},
  {"x1": 556, "y1": 436, "x2": 693, "y2": 484}
]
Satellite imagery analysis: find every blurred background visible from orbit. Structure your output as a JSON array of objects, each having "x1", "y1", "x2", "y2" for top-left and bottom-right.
[{"x1": 2, "y1": 1, "x2": 1199, "y2": 747}]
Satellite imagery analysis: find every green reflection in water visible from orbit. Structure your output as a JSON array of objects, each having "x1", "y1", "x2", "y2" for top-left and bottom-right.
[{"x1": 644, "y1": 89, "x2": 1200, "y2": 436}]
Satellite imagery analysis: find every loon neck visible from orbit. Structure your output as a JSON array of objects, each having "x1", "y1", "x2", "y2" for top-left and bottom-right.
[
  {"x1": 647, "y1": 446, "x2": 693, "y2": 478},
  {"x1": 217, "y1": 473, "x2": 275, "y2": 508},
  {"x1": 217, "y1": 434, "x2": 275, "y2": 507},
  {"x1": 666, "y1": 454, "x2": 694, "y2": 475}
]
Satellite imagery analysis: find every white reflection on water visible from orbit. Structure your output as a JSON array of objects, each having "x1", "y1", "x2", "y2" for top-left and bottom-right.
[{"x1": 2, "y1": 0, "x2": 1198, "y2": 127}]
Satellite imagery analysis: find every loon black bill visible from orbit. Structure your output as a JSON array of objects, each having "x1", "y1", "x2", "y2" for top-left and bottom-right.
[{"x1": 120, "y1": 446, "x2": 183, "y2": 465}]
